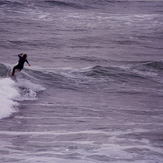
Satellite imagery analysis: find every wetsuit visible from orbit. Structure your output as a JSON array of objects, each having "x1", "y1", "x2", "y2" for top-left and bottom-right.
[{"x1": 12, "y1": 54, "x2": 29, "y2": 76}]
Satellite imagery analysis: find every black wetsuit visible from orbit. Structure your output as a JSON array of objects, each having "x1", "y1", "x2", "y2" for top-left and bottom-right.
[{"x1": 12, "y1": 54, "x2": 29, "y2": 76}]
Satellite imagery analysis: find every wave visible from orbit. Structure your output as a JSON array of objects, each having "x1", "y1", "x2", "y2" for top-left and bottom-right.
[
  {"x1": 145, "y1": 61, "x2": 163, "y2": 70},
  {"x1": 35, "y1": 0, "x2": 131, "y2": 11},
  {"x1": 79, "y1": 65, "x2": 155, "y2": 81},
  {"x1": 1, "y1": 0, "x2": 162, "y2": 14},
  {"x1": 43, "y1": 0, "x2": 87, "y2": 9},
  {"x1": 0, "y1": 0, "x2": 27, "y2": 8},
  {"x1": 23, "y1": 60, "x2": 162, "y2": 93},
  {"x1": 0, "y1": 0, "x2": 91, "y2": 10},
  {"x1": 0, "y1": 60, "x2": 161, "y2": 119},
  {"x1": 0, "y1": 0, "x2": 119, "y2": 11},
  {"x1": 0, "y1": 64, "x2": 45, "y2": 119},
  {"x1": 4, "y1": 60, "x2": 161, "y2": 89}
]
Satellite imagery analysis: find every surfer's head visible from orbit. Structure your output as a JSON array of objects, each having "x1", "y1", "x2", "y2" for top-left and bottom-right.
[{"x1": 23, "y1": 54, "x2": 27, "y2": 58}]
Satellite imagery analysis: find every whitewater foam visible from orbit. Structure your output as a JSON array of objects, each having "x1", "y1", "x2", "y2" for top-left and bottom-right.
[
  {"x1": 0, "y1": 78, "x2": 19, "y2": 119},
  {"x1": 15, "y1": 77, "x2": 45, "y2": 101},
  {"x1": 0, "y1": 72, "x2": 45, "y2": 119}
]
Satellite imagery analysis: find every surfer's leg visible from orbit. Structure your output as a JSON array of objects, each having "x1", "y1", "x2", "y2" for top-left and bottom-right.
[
  {"x1": 11, "y1": 65, "x2": 19, "y2": 76},
  {"x1": 11, "y1": 67, "x2": 16, "y2": 76}
]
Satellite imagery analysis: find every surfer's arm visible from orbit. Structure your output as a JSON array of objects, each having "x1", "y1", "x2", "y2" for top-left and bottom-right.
[
  {"x1": 18, "y1": 53, "x2": 24, "y2": 57},
  {"x1": 26, "y1": 60, "x2": 31, "y2": 66}
]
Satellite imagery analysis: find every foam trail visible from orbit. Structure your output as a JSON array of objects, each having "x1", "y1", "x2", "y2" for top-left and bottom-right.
[
  {"x1": 15, "y1": 74, "x2": 46, "y2": 101},
  {"x1": 0, "y1": 78, "x2": 19, "y2": 119}
]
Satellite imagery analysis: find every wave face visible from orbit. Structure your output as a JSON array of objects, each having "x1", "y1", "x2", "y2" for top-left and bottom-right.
[
  {"x1": 1, "y1": 59, "x2": 163, "y2": 104},
  {"x1": 24, "y1": 60, "x2": 163, "y2": 92}
]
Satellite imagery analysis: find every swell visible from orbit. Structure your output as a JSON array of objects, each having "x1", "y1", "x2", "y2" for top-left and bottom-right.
[
  {"x1": 22, "y1": 60, "x2": 163, "y2": 94},
  {"x1": 43, "y1": 0, "x2": 87, "y2": 9},
  {"x1": 1, "y1": 60, "x2": 162, "y2": 83},
  {"x1": 0, "y1": 0, "x2": 122, "y2": 11},
  {"x1": 1, "y1": 61, "x2": 162, "y2": 105},
  {"x1": 0, "y1": 0, "x2": 28, "y2": 8},
  {"x1": 145, "y1": 61, "x2": 163, "y2": 70}
]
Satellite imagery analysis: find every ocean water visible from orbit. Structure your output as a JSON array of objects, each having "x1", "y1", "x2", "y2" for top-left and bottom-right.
[{"x1": 0, "y1": 0, "x2": 163, "y2": 162}]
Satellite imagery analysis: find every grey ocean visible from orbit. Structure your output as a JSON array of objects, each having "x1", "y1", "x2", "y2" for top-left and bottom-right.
[{"x1": 0, "y1": 0, "x2": 163, "y2": 162}]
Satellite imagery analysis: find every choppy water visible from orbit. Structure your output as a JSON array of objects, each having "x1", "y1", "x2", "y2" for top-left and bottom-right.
[{"x1": 0, "y1": 0, "x2": 163, "y2": 162}]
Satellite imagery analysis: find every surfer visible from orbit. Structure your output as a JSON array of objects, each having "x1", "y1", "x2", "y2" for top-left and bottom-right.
[{"x1": 11, "y1": 53, "x2": 31, "y2": 76}]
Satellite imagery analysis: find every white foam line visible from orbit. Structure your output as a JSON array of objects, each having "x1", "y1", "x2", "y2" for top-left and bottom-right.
[
  {"x1": 28, "y1": 140, "x2": 94, "y2": 145},
  {"x1": 22, "y1": 71, "x2": 40, "y2": 81},
  {"x1": 15, "y1": 117, "x2": 101, "y2": 120},
  {"x1": 0, "y1": 130, "x2": 108, "y2": 136},
  {"x1": 0, "y1": 129, "x2": 146, "y2": 137},
  {"x1": 0, "y1": 78, "x2": 19, "y2": 119}
]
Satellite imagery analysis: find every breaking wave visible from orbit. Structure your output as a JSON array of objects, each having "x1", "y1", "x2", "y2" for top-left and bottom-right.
[
  {"x1": 1, "y1": 60, "x2": 162, "y2": 119},
  {"x1": 0, "y1": 64, "x2": 45, "y2": 119}
]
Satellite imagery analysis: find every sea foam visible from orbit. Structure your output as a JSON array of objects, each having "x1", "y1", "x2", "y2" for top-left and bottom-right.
[
  {"x1": 0, "y1": 73, "x2": 45, "y2": 119},
  {"x1": 0, "y1": 78, "x2": 19, "y2": 119}
]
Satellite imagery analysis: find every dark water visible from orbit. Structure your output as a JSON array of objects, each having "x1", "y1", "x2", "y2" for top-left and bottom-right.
[{"x1": 0, "y1": 0, "x2": 163, "y2": 162}]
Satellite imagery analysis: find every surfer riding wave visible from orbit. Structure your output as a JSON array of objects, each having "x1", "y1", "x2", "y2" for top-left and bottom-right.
[{"x1": 11, "y1": 53, "x2": 31, "y2": 76}]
